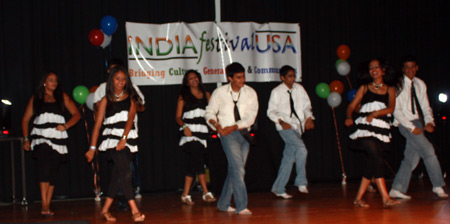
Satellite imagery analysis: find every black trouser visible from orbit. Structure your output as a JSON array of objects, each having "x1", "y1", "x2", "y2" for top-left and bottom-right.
[
  {"x1": 185, "y1": 141, "x2": 206, "y2": 178},
  {"x1": 35, "y1": 144, "x2": 61, "y2": 185},
  {"x1": 107, "y1": 148, "x2": 134, "y2": 200},
  {"x1": 359, "y1": 137, "x2": 388, "y2": 179}
]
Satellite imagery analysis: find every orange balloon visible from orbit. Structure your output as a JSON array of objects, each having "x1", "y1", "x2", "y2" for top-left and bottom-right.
[
  {"x1": 336, "y1": 44, "x2": 351, "y2": 60},
  {"x1": 89, "y1": 85, "x2": 98, "y2": 93},
  {"x1": 329, "y1": 80, "x2": 344, "y2": 94}
]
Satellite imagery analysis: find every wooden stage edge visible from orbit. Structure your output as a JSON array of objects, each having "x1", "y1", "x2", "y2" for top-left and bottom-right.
[{"x1": 1, "y1": 179, "x2": 449, "y2": 224}]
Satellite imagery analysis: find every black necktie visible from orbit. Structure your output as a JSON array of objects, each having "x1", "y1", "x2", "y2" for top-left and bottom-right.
[
  {"x1": 411, "y1": 81, "x2": 424, "y2": 124},
  {"x1": 288, "y1": 90, "x2": 300, "y2": 120},
  {"x1": 232, "y1": 92, "x2": 241, "y2": 122}
]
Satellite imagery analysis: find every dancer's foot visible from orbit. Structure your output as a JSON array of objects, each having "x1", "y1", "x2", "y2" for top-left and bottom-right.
[
  {"x1": 383, "y1": 198, "x2": 400, "y2": 208},
  {"x1": 41, "y1": 209, "x2": 54, "y2": 216},
  {"x1": 181, "y1": 195, "x2": 195, "y2": 205},
  {"x1": 353, "y1": 199, "x2": 369, "y2": 208},
  {"x1": 132, "y1": 212, "x2": 145, "y2": 222},
  {"x1": 238, "y1": 208, "x2": 252, "y2": 215},
  {"x1": 101, "y1": 211, "x2": 116, "y2": 222}
]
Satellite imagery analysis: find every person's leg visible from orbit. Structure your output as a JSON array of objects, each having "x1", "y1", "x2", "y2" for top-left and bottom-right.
[
  {"x1": 217, "y1": 131, "x2": 249, "y2": 213},
  {"x1": 391, "y1": 124, "x2": 422, "y2": 193},
  {"x1": 408, "y1": 133, "x2": 446, "y2": 188},
  {"x1": 271, "y1": 129, "x2": 297, "y2": 194},
  {"x1": 101, "y1": 197, "x2": 116, "y2": 221},
  {"x1": 292, "y1": 132, "x2": 308, "y2": 187},
  {"x1": 39, "y1": 182, "x2": 50, "y2": 211},
  {"x1": 128, "y1": 199, "x2": 145, "y2": 221},
  {"x1": 355, "y1": 177, "x2": 371, "y2": 201}
]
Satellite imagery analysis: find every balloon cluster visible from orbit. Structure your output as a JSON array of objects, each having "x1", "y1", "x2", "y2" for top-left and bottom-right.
[
  {"x1": 72, "y1": 85, "x2": 98, "y2": 111},
  {"x1": 88, "y1": 15, "x2": 118, "y2": 48},
  {"x1": 314, "y1": 44, "x2": 355, "y2": 108}
]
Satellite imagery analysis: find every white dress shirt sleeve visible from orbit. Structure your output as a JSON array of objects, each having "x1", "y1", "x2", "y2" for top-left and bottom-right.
[
  {"x1": 267, "y1": 88, "x2": 281, "y2": 124},
  {"x1": 236, "y1": 87, "x2": 259, "y2": 129},
  {"x1": 205, "y1": 88, "x2": 220, "y2": 130},
  {"x1": 417, "y1": 79, "x2": 435, "y2": 126}
]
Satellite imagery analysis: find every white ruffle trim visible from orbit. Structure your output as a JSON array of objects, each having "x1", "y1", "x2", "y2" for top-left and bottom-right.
[
  {"x1": 102, "y1": 128, "x2": 138, "y2": 139},
  {"x1": 33, "y1": 113, "x2": 65, "y2": 125},
  {"x1": 31, "y1": 128, "x2": 68, "y2": 139},
  {"x1": 31, "y1": 138, "x2": 68, "y2": 154},
  {"x1": 359, "y1": 101, "x2": 387, "y2": 113},
  {"x1": 103, "y1": 111, "x2": 128, "y2": 125},
  {"x1": 179, "y1": 136, "x2": 207, "y2": 148},
  {"x1": 178, "y1": 124, "x2": 209, "y2": 133},
  {"x1": 98, "y1": 139, "x2": 138, "y2": 152},
  {"x1": 182, "y1": 108, "x2": 205, "y2": 119},
  {"x1": 354, "y1": 117, "x2": 391, "y2": 129},
  {"x1": 349, "y1": 130, "x2": 391, "y2": 143}
]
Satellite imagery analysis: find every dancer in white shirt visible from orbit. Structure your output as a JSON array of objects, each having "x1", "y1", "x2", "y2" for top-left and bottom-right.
[
  {"x1": 267, "y1": 65, "x2": 314, "y2": 199},
  {"x1": 389, "y1": 55, "x2": 448, "y2": 199},
  {"x1": 205, "y1": 62, "x2": 258, "y2": 215}
]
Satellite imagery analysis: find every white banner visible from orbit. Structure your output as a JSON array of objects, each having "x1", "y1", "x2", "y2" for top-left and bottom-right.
[{"x1": 126, "y1": 22, "x2": 301, "y2": 85}]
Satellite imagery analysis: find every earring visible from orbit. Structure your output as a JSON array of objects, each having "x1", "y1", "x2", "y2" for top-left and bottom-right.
[{"x1": 44, "y1": 84, "x2": 47, "y2": 86}]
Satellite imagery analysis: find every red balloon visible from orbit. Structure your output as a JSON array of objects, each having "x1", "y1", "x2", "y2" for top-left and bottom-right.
[
  {"x1": 329, "y1": 80, "x2": 344, "y2": 94},
  {"x1": 89, "y1": 85, "x2": 98, "y2": 93},
  {"x1": 88, "y1": 29, "x2": 104, "y2": 47},
  {"x1": 336, "y1": 44, "x2": 351, "y2": 60}
]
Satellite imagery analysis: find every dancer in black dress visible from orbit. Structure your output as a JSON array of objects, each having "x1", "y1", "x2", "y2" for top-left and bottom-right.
[
  {"x1": 345, "y1": 58, "x2": 402, "y2": 208},
  {"x1": 22, "y1": 72, "x2": 80, "y2": 216},
  {"x1": 176, "y1": 70, "x2": 216, "y2": 205},
  {"x1": 87, "y1": 66, "x2": 145, "y2": 222}
]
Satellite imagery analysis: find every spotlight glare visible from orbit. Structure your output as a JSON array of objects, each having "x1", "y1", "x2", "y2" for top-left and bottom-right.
[
  {"x1": 1, "y1": 99, "x2": 12, "y2": 105},
  {"x1": 438, "y1": 93, "x2": 447, "y2": 103}
]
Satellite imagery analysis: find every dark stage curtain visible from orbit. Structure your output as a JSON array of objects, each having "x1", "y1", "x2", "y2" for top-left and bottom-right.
[{"x1": 1, "y1": 0, "x2": 450, "y2": 202}]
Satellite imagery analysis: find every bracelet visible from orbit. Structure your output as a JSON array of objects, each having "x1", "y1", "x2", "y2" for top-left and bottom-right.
[
  {"x1": 121, "y1": 135, "x2": 127, "y2": 140},
  {"x1": 181, "y1": 124, "x2": 187, "y2": 130},
  {"x1": 89, "y1": 146, "x2": 96, "y2": 150},
  {"x1": 24, "y1": 136, "x2": 29, "y2": 141},
  {"x1": 63, "y1": 124, "x2": 68, "y2": 130}
]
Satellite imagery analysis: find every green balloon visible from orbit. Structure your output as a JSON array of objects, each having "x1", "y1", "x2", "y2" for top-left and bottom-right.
[
  {"x1": 335, "y1": 59, "x2": 344, "y2": 69},
  {"x1": 316, "y1": 82, "x2": 330, "y2": 99},
  {"x1": 73, "y1": 85, "x2": 89, "y2": 104}
]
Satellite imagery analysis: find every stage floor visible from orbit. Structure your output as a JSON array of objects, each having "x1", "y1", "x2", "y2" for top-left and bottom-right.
[{"x1": 1, "y1": 179, "x2": 449, "y2": 224}]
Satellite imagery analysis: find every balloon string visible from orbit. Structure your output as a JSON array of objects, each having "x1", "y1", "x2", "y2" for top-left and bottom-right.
[
  {"x1": 80, "y1": 104, "x2": 101, "y2": 196},
  {"x1": 332, "y1": 107, "x2": 347, "y2": 179},
  {"x1": 346, "y1": 76, "x2": 353, "y2": 90}
]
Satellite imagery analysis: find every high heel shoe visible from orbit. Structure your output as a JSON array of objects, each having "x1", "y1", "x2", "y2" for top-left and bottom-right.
[{"x1": 353, "y1": 199, "x2": 369, "y2": 208}]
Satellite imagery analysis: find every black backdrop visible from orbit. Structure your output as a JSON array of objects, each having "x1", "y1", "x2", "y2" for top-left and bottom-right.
[{"x1": 1, "y1": 0, "x2": 450, "y2": 202}]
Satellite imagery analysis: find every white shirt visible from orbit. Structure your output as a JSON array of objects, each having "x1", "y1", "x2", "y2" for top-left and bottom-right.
[
  {"x1": 93, "y1": 82, "x2": 145, "y2": 104},
  {"x1": 267, "y1": 82, "x2": 314, "y2": 133},
  {"x1": 393, "y1": 76, "x2": 434, "y2": 131},
  {"x1": 205, "y1": 83, "x2": 258, "y2": 130}
]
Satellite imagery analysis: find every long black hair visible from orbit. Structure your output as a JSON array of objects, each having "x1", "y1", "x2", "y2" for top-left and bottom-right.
[
  {"x1": 357, "y1": 58, "x2": 403, "y2": 94},
  {"x1": 106, "y1": 66, "x2": 142, "y2": 108},
  {"x1": 33, "y1": 71, "x2": 64, "y2": 113},
  {"x1": 179, "y1": 70, "x2": 206, "y2": 103}
]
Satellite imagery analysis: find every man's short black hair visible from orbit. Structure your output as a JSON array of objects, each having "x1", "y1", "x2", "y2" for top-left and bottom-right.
[
  {"x1": 226, "y1": 62, "x2": 245, "y2": 78},
  {"x1": 401, "y1": 55, "x2": 418, "y2": 66},
  {"x1": 280, "y1": 65, "x2": 295, "y2": 77}
]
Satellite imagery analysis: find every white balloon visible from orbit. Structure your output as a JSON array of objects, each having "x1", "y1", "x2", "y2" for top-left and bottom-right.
[
  {"x1": 327, "y1": 92, "x2": 342, "y2": 108},
  {"x1": 100, "y1": 32, "x2": 112, "y2": 49},
  {"x1": 86, "y1": 93, "x2": 95, "y2": 111},
  {"x1": 337, "y1": 61, "x2": 351, "y2": 76}
]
